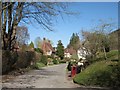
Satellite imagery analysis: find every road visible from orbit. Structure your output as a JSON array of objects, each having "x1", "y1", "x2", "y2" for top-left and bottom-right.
[
  {"x1": 2, "y1": 64, "x2": 110, "y2": 89},
  {"x1": 2, "y1": 64, "x2": 80, "y2": 88}
]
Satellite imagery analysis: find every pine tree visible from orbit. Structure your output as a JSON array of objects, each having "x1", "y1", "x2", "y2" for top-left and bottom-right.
[
  {"x1": 56, "y1": 40, "x2": 64, "y2": 60},
  {"x1": 67, "y1": 33, "x2": 81, "y2": 52},
  {"x1": 29, "y1": 41, "x2": 34, "y2": 48}
]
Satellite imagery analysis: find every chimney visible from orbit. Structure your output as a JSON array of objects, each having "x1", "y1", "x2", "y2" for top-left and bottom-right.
[
  {"x1": 43, "y1": 38, "x2": 46, "y2": 41},
  {"x1": 48, "y1": 40, "x2": 50, "y2": 43}
]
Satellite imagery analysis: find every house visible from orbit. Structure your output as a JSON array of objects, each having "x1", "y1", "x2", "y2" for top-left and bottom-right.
[
  {"x1": 41, "y1": 38, "x2": 55, "y2": 56},
  {"x1": 64, "y1": 47, "x2": 76, "y2": 58},
  {"x1": 77, "y1": 47, "x2": 90, "y2": 60}
]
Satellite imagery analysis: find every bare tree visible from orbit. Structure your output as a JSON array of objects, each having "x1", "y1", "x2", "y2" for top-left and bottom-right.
[
  {"x1": 16, "y1": 26, "x2": 29, "y2": 46},
  {"x1": 1, "y1": 2, "x2": 72, "y2": 50},
  {"x1": 81, "y1": 20, "x2": 116, "y2": 60},
  {"x1": 0, "y1": 2, "x2": 2, "y2": 50}
]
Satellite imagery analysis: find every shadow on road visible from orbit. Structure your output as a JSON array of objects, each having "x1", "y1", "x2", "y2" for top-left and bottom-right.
[
  {"x1": 26, "y1": 69, "x2": 60, "y2": 76},
  {"x1": 2, "y1": 87, "x2": 120, "y2": 90}
]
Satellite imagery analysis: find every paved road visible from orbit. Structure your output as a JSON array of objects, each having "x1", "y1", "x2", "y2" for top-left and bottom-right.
[
  {"x1": 2, "y1": 64, "x2": 80, "y2": 88},
  {"x1": 2, "y1": 64, "x2": 111, "y2": 89}
]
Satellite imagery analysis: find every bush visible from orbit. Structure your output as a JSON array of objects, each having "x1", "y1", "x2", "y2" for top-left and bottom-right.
[
  {"x1": 63, "y1": 57, "x2": 70, "y2": 62},
  {"x1": 32, "y1": 62, "x2": 45, "y2": 69},
  {"x1": 73, "y1": 60, "x2": 120, "y2": 87},
  {"x1": 71, "y1": 54, "x2": 78, "y2": 60},
  {"x1": 14, "y1": 51, "x2": 35, "y2": 69},
  {"x1": 59, "y1": 60, "x2": 66, "y2": 64},
  {"x1": 2, "y1": 50, "x2": 18, "y2": 74},
  {"x1": 73, "y1": 61, "x2": 110, "y2": 86},
  {"x1": 40, "y1": 55, "x2": 48, "y2": 65},
  {"x1": 34, "y1": 52, "x2": 42, "y2": 62},
  {"x1": 34, "y1": 48, "x2": 43, "y2": 54},
  {"x1": 53, "y1": 59, "x2": 58, "y2": 64},
  {"x1": 2, "y1": 51, "x2": 36, "y2": 74},
  {"x1": 88, "y1": 50, "x2": 118, "y2": 63},
  {"x1": 67, "y1": 61, "x2": 72, "y2": 71}
]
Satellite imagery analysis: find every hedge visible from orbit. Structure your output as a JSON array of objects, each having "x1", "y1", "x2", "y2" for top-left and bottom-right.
[{"x1": 2, "y1": 50, "x2": 36, "y2": 74}]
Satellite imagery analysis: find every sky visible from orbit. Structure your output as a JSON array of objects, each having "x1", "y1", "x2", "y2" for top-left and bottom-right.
[{"x1": 26, "y1": 2, "x2": 118, "y2": 48}]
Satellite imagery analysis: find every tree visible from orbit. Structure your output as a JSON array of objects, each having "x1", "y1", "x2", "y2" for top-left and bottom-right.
[
  {"x1": 81, "y1": 21, "x2": 116, "y2": 60},
  {"x1": 20, "y1": 44, "x2": 28, "y2": 51},
  {"x1": 16, "y1": 26, "x2": 29, "y2": 46},
  {"x1": 82, "y1": 31, "x2": 106, "y2": 58},
  {"x1": 67, "y1": 33, "x2": 81, "y2": 52},
  {"x1": 109, "y1": 29, "x2": 119, "y2": 50},
  {"x1": 28, "y1": 41, "x2": 34, "y2": 51},
  {"x1": 29, "y1": 41, "x2": 34, "y2": 48},
  {"x1": 34, "y1": 37, "x2": 42, "y2": 48},
  {"x1": 56, "y1": 40, "x2": 64, "y2": 60},
  {"x1": 1, "y1": 2, "x2": 72, "y2": 50},
  {"x1": 0, "y1": 2, "x2": 2, "y2": 50}
]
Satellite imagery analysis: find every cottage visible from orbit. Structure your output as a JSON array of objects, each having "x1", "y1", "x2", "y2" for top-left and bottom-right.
[
  {"x1": 77, "y1": 47, "x2": 90, "y2": 60},
  {"x1": 41, "y1": 38, "x2": 55, "y2": 56},
  {"x1": 64, "y1": 47, "x2": 76, "y2": 58}
]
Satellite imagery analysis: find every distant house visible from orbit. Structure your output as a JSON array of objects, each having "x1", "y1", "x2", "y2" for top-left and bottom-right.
[
  {"x1": 77, "y1": 47, "x2": 90, "y2": 60},
  {"x1": 41, "y1": 38, "x2": 55, "y2": 56},
  {"x1": 64, "y1": 47, "x2": 76, "y2": 58}
]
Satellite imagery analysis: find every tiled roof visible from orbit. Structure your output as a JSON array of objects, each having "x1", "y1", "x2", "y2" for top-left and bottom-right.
[
  {"x1": 42, "y1": 41, "x2": 55, "y2": 54},
  {"x1": 64, "y1": 47, "x2": 76, "y2": 55}
]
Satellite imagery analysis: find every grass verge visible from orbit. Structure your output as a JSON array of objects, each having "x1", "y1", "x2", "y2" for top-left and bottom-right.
[{"x1": 73, "y1": 50, "x2": 120, "y2": 87}]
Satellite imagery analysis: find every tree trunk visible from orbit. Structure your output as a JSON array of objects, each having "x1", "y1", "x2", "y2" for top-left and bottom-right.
[
  {"x1": 103, "y1": 46, "x2": 107, "y2": 60},
  {"x1": 2, "y1": 6, "x2": 8, "y2": 50},
  {"x1": 2, "y1": 2, "x2": 24, "y2": 51}
]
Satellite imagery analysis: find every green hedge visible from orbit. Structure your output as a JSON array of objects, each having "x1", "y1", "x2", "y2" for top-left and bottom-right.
[
  {"x1": 53, "y1": 59, "x2": 58, "y2": 64},
  {"x1": 40, "y1": 55, "x2": 48, "y2": 65},
  {"x1": 59, "y1": 60, "x2": 66, "y2": 64},
  {"x1": 34, "y1": 48, "x2": 43, "y2": 54}
]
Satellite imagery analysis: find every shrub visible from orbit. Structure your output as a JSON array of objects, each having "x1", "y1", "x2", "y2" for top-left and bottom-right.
[
  {"x1": 63, "y1": 57, "x2": 70, "y2": 62},
  {"x1": 47, "y1": 58, "x2": 53, "y2": 65},
  {"x1": 71, "y1": 54, "x2": 78, "y2": 60},
  {"x1": 47, "y1": 55, "x2": 54, "y2": 59},
  {"x1": 88, "y1": 50, "x2": 118, "y2": 63},
  {"x1": 2, "y1": 51, "x2": 36, "y2": 74},
  {"x1": 53, "y1": 59, "x2": 58, "y2": 64},
  {"x1": 2, "y1": 50, "x2": 18, "y2": 74},
  {"x1": 34, "y1": 52, "x2": 42, "y2": 62},
  {"x1": 67, "y1": 61, "x2": 72, "y2": 71},
  {"x1": 40, "y1": 55, "x2": 48, "y2": 65},
  {"x1": 73, "y1": 61, "x2": 111, "y2": 86},
  {"x1": 59, "y1": 60, "x2": 66, "y2": 64},
  {"x1": 32, "y1": 62, "x2": 45, "y2": 69},
  {"x1": 14, "y1": 51, "x2": 35, "y2": 69},
  {"x1": 73, "y1": 60, "x2": 120, "y2": 87},
  {"x1": 34, "y1": 48, "x2": 43, "y2": 54}
]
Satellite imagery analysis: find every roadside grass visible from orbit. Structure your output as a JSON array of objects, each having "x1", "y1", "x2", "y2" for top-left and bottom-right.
[
  {"x1": 73, "y1": 50, "x2": 120, "y2": 87},
  {"x1": 32, "y1": 62, "x2": 46, "y2": 69}
]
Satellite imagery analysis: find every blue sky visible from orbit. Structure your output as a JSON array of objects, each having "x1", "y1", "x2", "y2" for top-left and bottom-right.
[{"x1": 26, "y1": 2, "x2": 118, "y2": 48}]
